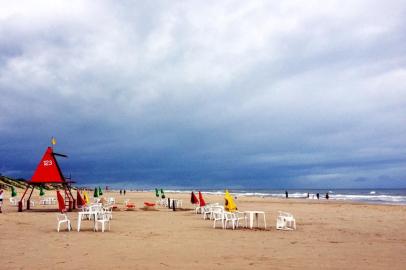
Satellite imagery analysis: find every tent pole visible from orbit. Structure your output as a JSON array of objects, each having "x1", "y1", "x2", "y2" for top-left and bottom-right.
[
  {"x1": 18, "y1": 186, "x2": 30, "y2": 212},
  {"x1": 26, "y1": 186, "x2": 35, "y2": 210}
]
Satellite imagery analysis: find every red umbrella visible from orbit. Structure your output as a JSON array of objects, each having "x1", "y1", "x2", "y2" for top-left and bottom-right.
[
  {"x1": 56, "y1": 191, "x2": 66, "y2": 212},
  {"x1": 77, "y1": 190, "x2": 85, "y2": 207},
  {"x1": 198, "y1": 191, "x2": 206, "y2": 207},
  {"x1": 191, "y1": 192, "x2": 199, "y2": 204}
]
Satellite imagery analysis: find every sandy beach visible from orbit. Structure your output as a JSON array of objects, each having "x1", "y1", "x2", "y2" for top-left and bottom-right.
[{"x1": 1, "y1": 190, "x2": 406, "y2": 270}]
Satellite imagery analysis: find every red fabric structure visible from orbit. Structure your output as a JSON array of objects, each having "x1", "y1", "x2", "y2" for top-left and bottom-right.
[
  {"x1": 77, "y1": 190, "x2": 85, "y2": 207},
  {"x1": 29, "y1": 147, "x2": 65, "y2": 184},
  {"x1": 18, "y1": 146, "x2": 76, "y2": 212},
  {"x1": 191, "y1": 192, "x2": 199, "y2": 204},
  {"x1": 144, "y1": 202, "x2": 156, "y2": 207},
  {"x1": 198, "y1": 191, "x2": 206, "y2": 207},
  {"x1": 56, "y1": 191, "x2": 66, "y2": 212}
]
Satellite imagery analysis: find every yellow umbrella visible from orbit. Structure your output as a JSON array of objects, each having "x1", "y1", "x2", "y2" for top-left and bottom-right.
[
  {"x1": 224, "y1": 190, "x2": 237, "y2": 212},
  {"x1": 83, "y1": 191, "x2": 90, "y2": 204}
]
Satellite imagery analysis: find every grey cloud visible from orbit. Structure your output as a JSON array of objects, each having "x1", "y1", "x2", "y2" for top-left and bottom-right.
[{"x1": 1, "y1": 1, "x2": 406, "y2": 188}]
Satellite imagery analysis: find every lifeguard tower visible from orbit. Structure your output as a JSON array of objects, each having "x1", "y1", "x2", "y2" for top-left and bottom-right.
[{"x1": 18, "y1": 146, "x2": 76, "y2": 212}]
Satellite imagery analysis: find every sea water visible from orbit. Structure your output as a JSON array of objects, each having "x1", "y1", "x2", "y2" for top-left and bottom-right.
[{"x1": 161, "y1": 188, "x2": 406, "y2": 205}]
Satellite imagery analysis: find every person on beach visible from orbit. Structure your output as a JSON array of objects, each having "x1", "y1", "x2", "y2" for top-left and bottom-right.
[
  {"x1": 120, "y1": 189, "x2": 122, "y2": 195},
  {"x1": 285, "y1": 190, "x2": 288, "y2": 198},
  {"x1": 307, "y1": 193, "x2": 310, "y2": 198},
  {"x1": 0, "y1": 186, "x2": 4, "y2": 213},
  {"x1": 316, "y1": 193, "x2": 320, "y2": 199},
  {"x1": 325, "y1": 193, "x2": 329, "y2": 200},
  {"x1": 124, "y1": 189, "x2": 126, "y2": 195}
]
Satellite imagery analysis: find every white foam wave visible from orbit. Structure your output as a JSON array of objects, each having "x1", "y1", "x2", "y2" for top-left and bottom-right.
[
  {"x1": 331, "y1": 194, "x2": 406, "y2": 204},
  {"x1": 159, "y1": 189, "x2": 406, "y2": 205}
]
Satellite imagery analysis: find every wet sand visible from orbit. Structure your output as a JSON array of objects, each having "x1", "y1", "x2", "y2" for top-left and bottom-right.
[{"x1": 1, "y1": 190, "x2": 406, "y2": 269}]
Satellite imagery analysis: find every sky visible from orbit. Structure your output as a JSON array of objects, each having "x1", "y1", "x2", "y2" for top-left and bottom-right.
[{"x1": 1, "y1": 0, "x2": 406, "y2": 189}]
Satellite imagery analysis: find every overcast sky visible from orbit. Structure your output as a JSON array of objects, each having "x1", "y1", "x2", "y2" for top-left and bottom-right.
[{"x1": 1, "y1": 0, "x2": 406, "y2": 188}]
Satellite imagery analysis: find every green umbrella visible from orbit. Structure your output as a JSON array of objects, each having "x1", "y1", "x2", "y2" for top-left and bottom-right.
[
  {"x1": 98, "y1": 186, "x2": 103, "y2": 196},
  {"x1": 94, "y1": 187, "x2": 99, "y2": 198},
  {"x1": 39, "y1": 186, "x2": 45, "y2": 196},
  {"x1": 155, "y1": 188, "x2": 160, "y2": 197},
  {"x1": 160, "y1": 188, "x2": 165, "y2": 199},
  {"x1": 11, "y1": 186, "x2": 17, "y2": 197}
]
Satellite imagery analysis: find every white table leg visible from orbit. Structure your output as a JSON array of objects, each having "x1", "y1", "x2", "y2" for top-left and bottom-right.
[
  {"x1": 263, "y1": 213, "x2": 267, "y2": 229},
  {"x1": 250, "y1": 213, "x2": 254, "y2": 229},
  {"x1": 77, "y1": 213, "x2": 81, "y2": 232}
]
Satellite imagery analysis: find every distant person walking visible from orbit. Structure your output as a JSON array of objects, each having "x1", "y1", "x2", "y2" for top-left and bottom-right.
[
  {"x1": 120, "y1": 189, "x2": 122, "y2": 195},
  {"x1": 0, "y1": 186, "x2": 4, "y2": 213},
  {"x1": 316, "y1": 193, "x2": 320, "y2": 200},
  {"x1": 307, "y1": 193, "x2": 310, "y2": 198},
  {"x1": 285, "y1": 190, "x2": 288, "y2": 199},
  {"x1": 124, "y1": 189, "x2": 126, "y2": 196},
  {"x1": 325, "y1": 193, "x2": 329, "y2": 200}
]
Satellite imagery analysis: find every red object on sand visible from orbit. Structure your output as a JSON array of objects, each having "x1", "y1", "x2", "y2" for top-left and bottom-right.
[
  {"x1": 144, "y1": 202, "x2": 156, "y2": 207},
  {"x1": 198, "y1": 191, "x2": 206, "y2": 207},
  {"x1": 29, "y1": 147, "x2": 65, "y2": 184},
  {"x1": 56, "y1": 191, "x2": 66, "y2": 212},
  {"x1": 191, "y1": 192, "x2": 199, "y2": 204},
  {"x1": 76, "y1": 190, "x2": 85, "y2": 207}
]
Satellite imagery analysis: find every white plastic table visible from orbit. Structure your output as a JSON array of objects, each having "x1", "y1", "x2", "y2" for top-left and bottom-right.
[
  {"x1": 244, "y1": 211, "x2": 267, "y2": 229},
  {"x1": 77, "y1": 211, "x2": 98, "y2": 231}
]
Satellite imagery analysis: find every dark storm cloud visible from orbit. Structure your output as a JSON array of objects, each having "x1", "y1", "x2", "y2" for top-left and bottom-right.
[{"x1": 1, "y1": 0, "x2": 406, "y2": 188}]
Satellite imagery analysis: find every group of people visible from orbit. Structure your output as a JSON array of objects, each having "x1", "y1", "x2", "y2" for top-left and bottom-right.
[
  {"x1": 284, "y1": 190, "x2": 330, "y2": 200},
  {"x1": 119, "y1": 189, "x2": 126, "y2": 195},
  {"x1": 306, "y1": 192, "x2": 329, "y2": 200}
]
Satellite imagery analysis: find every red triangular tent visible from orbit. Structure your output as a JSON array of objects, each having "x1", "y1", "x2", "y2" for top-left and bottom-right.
[
  {"x1": 77, "y1": 190, "x2": 85, "y2": 207},
  {"x1": 18, "y1": 145, "x2": 76, "y2": 212},
  {"x1": 56, "y1": 191, "x2": 66, "y2": 212},
  {"x1": 29, "y1": 147, "x2": 65, "y2": 183},
  {"x1": 198, "y1": 191, "x2": 206, "y2": 207},
  {"x1": 191, "y1": 191, "x2": 199, "y2": 204}
]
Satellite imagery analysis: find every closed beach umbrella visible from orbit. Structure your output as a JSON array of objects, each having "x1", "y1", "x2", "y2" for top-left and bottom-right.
[
  {"x1": 224, "y1": 190, "x2": 237, "y2": 212},
  {"x1": 83, "y1": 191, "x2": 90, "y2": 204},
  {"x1": 155, "y1": 188, "x2": 160, "y2": 197},
  {"x1": 191, "y1": 192, "x2": 199, "y2": 204},
  {"x1": 77, "y1": 190, "x2": 85, "y2": 207},
  {"x1": 39, "y1": 186, "x2": 45, "y2": 196},
  {"x1": 198, "y1": 191, "x2": 206, "y2": 207},
  {"x1": 94, "y1": 187, "x2": 99, "y2": 198},
  {"x1": 11, "y1": 186, "x2": 17, "y2": 197},
  {"x1": 160, "y1": 189, "x2": 165, "y2": 199},
  {"x1": 98, "y1": 186, "x2": 103, "y2": 196},
  {"x1": 56, "y1": 191, "x2": 66, "y2": 212}
]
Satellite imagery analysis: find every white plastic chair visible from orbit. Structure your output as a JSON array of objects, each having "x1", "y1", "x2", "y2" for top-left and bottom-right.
[
  {"x1": 103, "y1": 206, "x2": 113, "y2": 220},
  {"x1": 57, "y1": 213, "x2": 72, "y2": 232},
  {"x1": 195, "y1": 206, "x2": 203, "y2": 214},
  {"x1": 235, "y1": 211, "x2": 248, "y2": 228},
  {"x1": 176, "y1": 200, "x2": 183, "y2": 208},
  {"x1": 95, "y1": 212, "x2": 111, "y2": 232},
  {"x1": 209, "y1": 206, "x2": 225, "y2": 220},
  {"x1": 224, "y1": 212, "x2": 238, "y2": 229},
  {"x1": 107, "y1": 197, "x2": 115, "y2": 205},
  {"x1": 213, "y1": 208, "x2": 225, "y2": 229},
  {"x1": 202, "y1": 205, "x2": 212, "y2": 220},
  {"x1": 276, "y1": 211, "x2": 296, "y2": 230},
  {"x1": 9, "y1": 197, "x2": 18, "y2": 205}
]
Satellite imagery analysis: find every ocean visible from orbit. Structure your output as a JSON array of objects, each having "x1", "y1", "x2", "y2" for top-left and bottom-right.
[{"x1": 160, "y1": 188, "x2": 406, "y2": 205}]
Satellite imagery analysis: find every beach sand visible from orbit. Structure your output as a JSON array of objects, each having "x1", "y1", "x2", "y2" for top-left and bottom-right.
[{"x1": 1, "y1": 190, "x2": 406, "y2": 270}]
